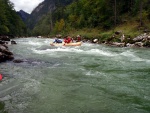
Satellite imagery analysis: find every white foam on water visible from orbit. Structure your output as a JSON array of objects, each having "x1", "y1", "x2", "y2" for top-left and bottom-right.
[
  {"x1": 18, "y1": 38, "x2": 51, "y2": 47},
  {"x1": 31, "y1": 46, "x2": 118, "y2": 58},
  {"x1": 120, "y1": 50, "x2": 135, "y2": 57},
  {"x1": 20, "y1": 39, "x2": 116, "y2": 58},
  {"x1": 85, "y1": 70, "x2": 106, "y2": 77},
  {"x1": 120, "y1": 50, "x2": 150, "y2": 62},
  {"x1": 85, "y1": 49, "x2": 117, "y2": 57},
  {"x1": 83, "y1": 42, "x2": 99, "y2": 47},
  {"x1": 24, "y1": 39, "x2": 150, "y2": 63},
  {"x1": 27, "y1": 41, "x2": 43, "y2": 46},
  {"x1": 32, "y1": 47, "x2": 84, "y2": 55}
]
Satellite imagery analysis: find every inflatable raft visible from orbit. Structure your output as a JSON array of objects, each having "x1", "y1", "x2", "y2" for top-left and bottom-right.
[{"x1": 50, "y1": 42, "x2": 82, "y2": 46}]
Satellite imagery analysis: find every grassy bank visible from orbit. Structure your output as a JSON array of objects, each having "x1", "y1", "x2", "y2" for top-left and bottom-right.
[
  {"x1": 47, "y1": 19, "x2": 150, "y2": 44},
  {"x1": 63, "y1": 20, "x2": 148, "y2": 42}
]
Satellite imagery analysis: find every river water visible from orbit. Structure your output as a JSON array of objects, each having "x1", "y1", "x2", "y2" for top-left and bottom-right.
[{"x1": 0, "y1": 38, "x2": 150, "y2": 113}]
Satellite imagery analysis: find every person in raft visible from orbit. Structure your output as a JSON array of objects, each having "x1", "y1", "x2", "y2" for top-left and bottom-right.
[
  {"x1": 64, "y1": 36, "x2": 73, "y2": 43},
  {"x1": 76, "y1": 35, "x2": 81, "y2": 42},
  {"x1": 53, "y1": 38, "x2": 62, "y2": 43}
]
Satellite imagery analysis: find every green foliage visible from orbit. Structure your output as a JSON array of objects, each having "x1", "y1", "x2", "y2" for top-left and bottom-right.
[
  {"x1": 53, "y1": 19, "x2": 65, "y2": 34},
  {"x1": 32, "y1": 14, "x2": 52, "y2": 36},
  {"x1": 64, "y1": 0, "x2": 114, "y2": 29},
  {"x1": 31, "y1": 0, "x2": 150, "y2": 37},
  {"x1": 0, "y1": 0, "x2": 27, "y2": 36}
]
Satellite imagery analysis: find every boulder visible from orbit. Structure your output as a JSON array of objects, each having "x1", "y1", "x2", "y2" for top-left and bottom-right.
[
  {"x1": 133, "y1": 36, "x2": 144, "y2": 42},
  {"x1": 0, "y1": 35, "x2": 17, "y2": 63},
  {"x1": 93, "y1": 39, "x2": 98, "y2": 43},
  {"x1": 0, "y1": 45, "x2": 7, "y2": 51},
  {"x1": 133, "y1": 34, "x2": 149, "y2": 42},
  {"x1": 143, "y1": 41, "x2": 150, "y2": 47},
  {"x1": 11, "y1": 40, "x2": 17, "y2": 44},
  {"x1": 126, "y1": 43, "x2": 135, "y2": 47},
  {"x1": 147, "y1": 36, "x2": 150, "y2": 40},
  {"x1": 37, "y1": 36, "x2": 42, "y2": 38},
  {"x1": 134, "y1": 42, "x2": 144, "y2": 47},
  {"x1": 120, "y1": 34, "x2": 125, "y2": 42},
  {"x1": 13, "y1": 59, "x2": 24, "y2": 63},
  {"x1": 0, "y1": 36, "x2": 10, "y2": 41},
  {"x1": 115, "y1": 31, "x2": 122, "y2": 35},
  {"x1": 111, "y1": 42, "x2": 125, "y2": 47},
  {"x1": 0, "y1": 41, "x2": 5, "y2": 44},
  {"x1": 0, "y1": 44, "x2": 14, "y2": 62}
]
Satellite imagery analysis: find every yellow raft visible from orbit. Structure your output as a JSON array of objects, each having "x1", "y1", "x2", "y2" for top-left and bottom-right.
[{"x1": 50, "y1": 42, "x2": 82, "y2": 46}]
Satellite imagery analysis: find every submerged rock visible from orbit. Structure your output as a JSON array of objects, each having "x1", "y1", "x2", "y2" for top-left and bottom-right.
[
  {"x1": 0, "y1": 35, "x2": 18, "y2": 63},
  {"x1": 11, "y1": 40, "x2": 17, "y2": 44},
  {"x1": 13, "y1": 59, "x2": 24, "y2": 63}
]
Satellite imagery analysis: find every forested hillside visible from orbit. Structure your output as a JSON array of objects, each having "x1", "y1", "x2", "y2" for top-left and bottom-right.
[
  {"x1": 1, "y1": 0, "x2": 150, "y2": 38},
  {"x1": 31, "y1": 0, "x2": 150, "y2": 38},
  {"x1": 26, "y1": 0, "x2": 55, "y2": 30},
  {"x1": 27, "y1": 0, "x2": 75, "y2": 35},
  {"x1": 0, "y1": 0, "x2": 27, "y2": 36}
]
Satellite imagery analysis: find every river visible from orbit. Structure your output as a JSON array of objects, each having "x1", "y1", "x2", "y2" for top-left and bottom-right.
[{"x1": 0, "y1": 38, "x2": 150, "y2": 113}]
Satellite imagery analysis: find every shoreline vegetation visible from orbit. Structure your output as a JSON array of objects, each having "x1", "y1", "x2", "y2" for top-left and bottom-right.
[
  {"x1": 48, "y1": 23, "x2": 150, "y2": 48},
  {"x1": 54, "y1": 18, "x2": 150, "y2": 47}
]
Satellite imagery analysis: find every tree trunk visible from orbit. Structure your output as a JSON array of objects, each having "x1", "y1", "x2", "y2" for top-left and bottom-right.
[
  {"x1": 50, "y1": 10, "x2": 53, "y2": 32},
  {"x1": 140, "y1": 1, "x2": 143, "y2": 26},
  {"x1": 114, "y1": 0, "x2": 117, "y2": 26}
]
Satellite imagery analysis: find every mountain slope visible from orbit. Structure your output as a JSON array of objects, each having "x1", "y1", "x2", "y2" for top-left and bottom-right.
[
  {"x1": 27, "y1": 0, "x2": 55, "y2": 29},
  {"x1": 26, "y1": 0, "x2": 75, "y2": 30},
  {"x1": 17, "y1": 10, "x2": 30, "y2": 22}
]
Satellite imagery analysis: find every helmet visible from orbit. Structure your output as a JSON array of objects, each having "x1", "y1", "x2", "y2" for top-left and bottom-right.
[{"x1": 77, "y1": 35, "x2": 80, "y2": 37}]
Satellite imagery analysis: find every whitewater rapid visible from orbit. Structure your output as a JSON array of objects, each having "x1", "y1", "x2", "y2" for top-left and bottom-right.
[{"x1": 0, "y1": 37, "x2": 150, "y2": 113}]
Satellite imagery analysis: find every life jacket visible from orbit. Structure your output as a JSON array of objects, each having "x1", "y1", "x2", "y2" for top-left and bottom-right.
[
  {"x1": 56, "y1": 39, "x2": 62, "y2": 43},
  {"x1": 67, "y1": 37, "x2": 72, "y2": 43},
  {"x1": 54, "y1": 39, "x2": 62, "y2": 43},
  {"x1": 64, "y1": 37, "x2": 72, "y2": 43},
  {"x1": 77, "y1": 37, "x2": 81, "y2": 42}
]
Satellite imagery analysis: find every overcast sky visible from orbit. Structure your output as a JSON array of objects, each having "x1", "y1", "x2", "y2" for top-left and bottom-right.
[{"x1": 10, "y1": 0, "x2": 44, "y2": 14}]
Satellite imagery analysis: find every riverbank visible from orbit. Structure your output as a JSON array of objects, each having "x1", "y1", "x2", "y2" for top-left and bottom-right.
[
  {"x1": 52, "y1": 32, "x2": 150, "y2": 48},
  {"x1": 0, "y1": 35, "x2": 15, "y2": 112},
  {"x1": 54, "y1": 20, "x2": 150, "y2": 48},
  {"x1": 0, "y1": 36, "x2": 17, "y2": 63}
]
